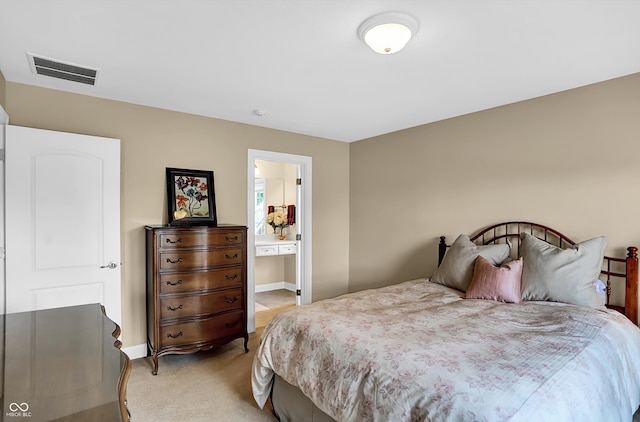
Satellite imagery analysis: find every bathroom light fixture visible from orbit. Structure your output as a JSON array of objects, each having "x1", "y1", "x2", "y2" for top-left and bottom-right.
[{"x1": 357, "y1": 12, "x2": 419, "y2": 54}]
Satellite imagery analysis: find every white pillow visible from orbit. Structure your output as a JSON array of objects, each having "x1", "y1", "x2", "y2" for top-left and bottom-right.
[
  {"x1": 520, "y1": 232, "x2": 607, "y2": 311},
  {"x1": 431, "y1": 234, "x2": 511, "y2": 292}
]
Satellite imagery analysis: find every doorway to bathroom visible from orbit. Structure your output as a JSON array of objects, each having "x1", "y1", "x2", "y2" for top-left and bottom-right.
[{"x1": 247, "y1": 149, "x2": 312, "y2": 332}]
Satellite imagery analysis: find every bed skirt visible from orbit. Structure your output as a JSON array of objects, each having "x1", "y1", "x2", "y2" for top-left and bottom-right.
[{"x1": 271, "y1": 375, "x2": 336, "y2": 422}]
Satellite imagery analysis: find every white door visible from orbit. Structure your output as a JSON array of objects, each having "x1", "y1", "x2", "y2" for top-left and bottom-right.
[
  {"x1": 0, "y1": 105, "x2": 9, "y2": 315},
  {"x1": 5, "y1": 125, "x2": 122, "y2": 326}
]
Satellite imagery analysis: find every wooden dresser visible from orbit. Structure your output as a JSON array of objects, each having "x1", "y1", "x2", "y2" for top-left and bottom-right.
[
  {"x1": 2, "y1": 304, "x2": 130, "y2": 421},
  {"x1": 145, "y1": 224, "x2": 249, "y2": 375}
]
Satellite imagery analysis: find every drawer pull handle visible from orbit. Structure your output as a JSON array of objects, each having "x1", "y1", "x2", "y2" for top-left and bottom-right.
[
  {"x1": 166, "y1": 280, "x2": 183, "y2": 286},
  {"x1": 225, "y1": 235, "x2": 239, "y2": 242},
  {"x1": 166, "y1": 304, "x2": 183, "y2": 311},
  {"x1": 166, "y1": 258, "x2": 183, "y2": 264},
  {"x1": 166, "y1": 238, "x2": 182, "y2": 244},
  {"x1": 225, "y1": 321, "x2": 239, "y2": 328},
  {"x1": 225, "y1": 274, "x2": 238, "y2": 281},
  {"x1": 167, "y1": 331, "x2": 183, "y2": 339},
  {"x1": 225, "y1": 253, "x2": 238, "y2": 260},
  {"x1": 225, "y1": 296, "x2": 239, "y2": 304}
]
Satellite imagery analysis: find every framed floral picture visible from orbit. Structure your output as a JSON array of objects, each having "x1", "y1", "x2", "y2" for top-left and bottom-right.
[{"x1": 166, "y1": 167, "x2": 217, "y2": 226}]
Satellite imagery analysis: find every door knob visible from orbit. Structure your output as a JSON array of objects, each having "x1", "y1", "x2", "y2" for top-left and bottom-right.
[{"x1": 100, "y1": 261, "x2": 118, "y2": 269}]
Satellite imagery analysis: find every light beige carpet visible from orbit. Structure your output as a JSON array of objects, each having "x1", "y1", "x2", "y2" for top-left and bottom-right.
[{"x1": 126, "y1": 328, "x2": 277, "y2": 422}]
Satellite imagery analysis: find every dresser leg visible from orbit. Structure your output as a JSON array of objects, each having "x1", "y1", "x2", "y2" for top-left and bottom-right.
[
  {"x1": 151, "y1": 354, "x2": 159, "y2": 375},
  {"x1": 244, "y1": 334, "x2": 249, "y2": 353}
]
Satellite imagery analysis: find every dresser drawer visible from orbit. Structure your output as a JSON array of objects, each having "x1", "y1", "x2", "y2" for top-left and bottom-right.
[
  {"x1": 256, "y1": 243, "x2": 296, "y2": 256},
  {"x1": 256, "y1": 245, "x2": 278, "y2": 256},
  {"x1": 159, "y1": 268, "x2": 243, "y2": 293},
  {"x1": 159, "y1": 231, "x2": 244, "y2": 249},
  {"x1": 278, "y1": 244, "x2": 296, "y2": 255},
  {"x1": 160, "y1": 311, "x2": 245, "y2": 347},
  {"x1": 159, "y1": 248, "x2": 244, "y2": 270},
  {"x1": 160, "y1": 289, "x2": 243, "y2": 319}
]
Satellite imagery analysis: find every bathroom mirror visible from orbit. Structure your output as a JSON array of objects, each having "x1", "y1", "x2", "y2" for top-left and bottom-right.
[
  {"x1": 254, "y1": 160, "x2": 297, "y2": 237},
  {"x1": 254, "y1": 177, "x2": 284, "y2": 235},
  {"x1": 255, "y1": 178, "x2": 266, "y2": 235}
]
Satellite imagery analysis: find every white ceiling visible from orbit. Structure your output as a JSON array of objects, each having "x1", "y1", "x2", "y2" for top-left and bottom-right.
[{"x1": 1, "y1": 1, "x2": 639, "y2": 142}]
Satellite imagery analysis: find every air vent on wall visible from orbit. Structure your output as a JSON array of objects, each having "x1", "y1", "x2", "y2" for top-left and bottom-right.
[{"x1": 27, "y1": 52, "x2": 99, "y2": 86}]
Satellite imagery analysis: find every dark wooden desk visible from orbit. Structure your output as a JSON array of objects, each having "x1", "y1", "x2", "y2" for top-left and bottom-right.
[{"x1": 2, "y1": 304, "x2": 130, "y2": 421}]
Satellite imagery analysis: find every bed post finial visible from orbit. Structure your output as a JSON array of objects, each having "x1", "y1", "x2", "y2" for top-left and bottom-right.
[
  {"x1": 438, "y1": 236, "x2": 447, "y2": 266},
  {"x1": 626, "y1": 246, "x2": 638, "y2": 325}
]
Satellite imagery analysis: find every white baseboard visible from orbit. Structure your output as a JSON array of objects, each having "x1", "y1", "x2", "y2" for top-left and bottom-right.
[
  {"x1": 123, "y1": 343, "x2": 148, "y2": 360},
  {"x1": 255, "y1": 281, "x2": 296, "y2": 293}
]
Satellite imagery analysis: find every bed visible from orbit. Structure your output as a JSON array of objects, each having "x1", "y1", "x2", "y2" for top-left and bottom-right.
[{"x1": 252, "y1": 222, "x2": 640, "y2": 421}]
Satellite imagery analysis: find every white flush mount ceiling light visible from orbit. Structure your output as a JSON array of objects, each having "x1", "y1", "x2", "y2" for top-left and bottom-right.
[{"x1": 357, "y1": 12, "x2": 419, "y2": 54}]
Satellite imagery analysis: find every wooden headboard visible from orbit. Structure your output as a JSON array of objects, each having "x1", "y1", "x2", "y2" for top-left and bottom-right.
[{"x1": 438, "y1": 221, "x2": 638, "y2": 325}]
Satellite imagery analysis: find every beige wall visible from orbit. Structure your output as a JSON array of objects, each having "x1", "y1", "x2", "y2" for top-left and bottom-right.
[
  {"x1": 349, "y1": 73, "x2": 640, "y2": 310},
  {"x1": 4, "y1": 82, "x2": 350, "y2": 348},
  {"x1": 255, "y1": 255, "x2": 296, "y2": 287}
]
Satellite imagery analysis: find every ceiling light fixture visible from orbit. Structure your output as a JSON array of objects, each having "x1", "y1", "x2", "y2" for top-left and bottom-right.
[{"x1": 357, "y1": 12, "x2": 419, "y2": 55}]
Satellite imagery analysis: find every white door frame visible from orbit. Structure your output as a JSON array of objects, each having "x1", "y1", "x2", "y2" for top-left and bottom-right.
[
  {"x1": 0, "y1": 105, "x2": 9, "y2": 315},
  {"x1": 247, "y1": 149, "x2": 312, "y2": 333}
]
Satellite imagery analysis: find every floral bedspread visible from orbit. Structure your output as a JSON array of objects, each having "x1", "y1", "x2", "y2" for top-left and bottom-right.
[{"x1": 252, "y1": 279, "x2": 640, "y2": 422}]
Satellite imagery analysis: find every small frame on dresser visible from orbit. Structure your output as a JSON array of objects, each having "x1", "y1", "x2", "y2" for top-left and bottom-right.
[{"x1": 166, "y1": 167, "x2": 217, "y2": 226}]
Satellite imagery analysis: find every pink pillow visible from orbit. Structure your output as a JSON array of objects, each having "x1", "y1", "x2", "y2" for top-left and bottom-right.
[{"x1": 465, "y1": 255, "x2": 523, "y2": 303}]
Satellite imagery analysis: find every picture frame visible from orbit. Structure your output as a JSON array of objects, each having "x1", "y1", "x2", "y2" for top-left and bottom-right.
[{"x1": 166, "y1": 167, "x2": 217, "y2": 226}]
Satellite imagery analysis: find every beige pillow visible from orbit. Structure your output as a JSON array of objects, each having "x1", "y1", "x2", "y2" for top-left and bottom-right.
[
  {"x1": 520, "y1": 232, "x2": 607, "y2": 311},
  {"x1": 466, "y1": 256, "x2": 523, "y2": 303},
  {"x1": 431, "y1": 234, "x2": 511, "y2": 292}
]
